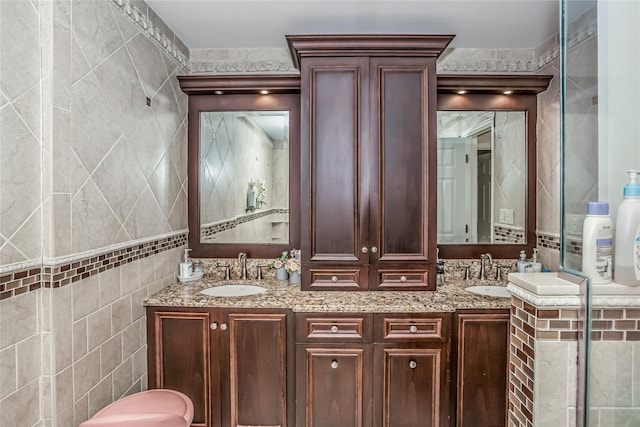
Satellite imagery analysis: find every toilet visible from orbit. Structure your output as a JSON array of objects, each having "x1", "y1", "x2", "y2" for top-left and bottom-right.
[{"x1": 79, "y1": 389, "x2": 194, "y2": 427}]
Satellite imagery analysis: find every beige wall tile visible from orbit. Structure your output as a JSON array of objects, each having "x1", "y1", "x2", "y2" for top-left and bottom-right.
[
  {"x1": 88, "y1": 374, "x2": 113, "y2": 418},
  {"x1": 73, "y1": 392, "x2": 89, "y2": 427},
  {"x1": 55, "y1": 367, "x2": 74, "y2": 427},
  {"x1": 111, "y1": 296, "x2": 132, "y2": 334},
  {"x1": 534, "y1": 341, "x2": 576, "y2": 426},
  {"x1": 98, "y1": 268, "x2": 121, "y2": 307},
  {"x1": 73, "y1": 348, "x2": 101, "y2": 398},
  {"x1": 0, "y1": 379, "x2": 40, "y2": 427},
  {"x1": 100, "y1": 334, "x2": 122, "y2": 376},
  {"x1": 17, "y1": 334, "x2": 41, "y2": 387},
  {"x1": 73, "y1": 319, "x2": 88, "y2": 362},
  {"x1": 112, "y1": 358, "x2": 133, "y2": 400},
  {"x1": 0, "y1": 292, "x2": 38, "y2": 348},
  {"x1": 0, "y1": 346, "x2": 16, "y2": 399},
  {"x1": 87, "y1": 306, "x2": 112, "y2": 351},
  {"x1": 72, "y1": 275, "x2": 99, "y2": 321}
]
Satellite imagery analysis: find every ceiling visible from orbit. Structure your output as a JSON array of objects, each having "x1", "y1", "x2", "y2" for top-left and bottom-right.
[{"x1": 146, "y1": 0, "x2": 560, "y2": 51}]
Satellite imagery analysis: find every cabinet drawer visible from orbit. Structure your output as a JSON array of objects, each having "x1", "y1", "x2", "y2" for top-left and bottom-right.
[
  {"x1": 296, "y1": 313, "x2": 373, "y2": 342},
  {"x1": 375, "y1": 314, "x2": 450, "y2": 342},
  {"x1": 377, "y1": 269, "x2": 429, "y2": 291},
  {"x1": 308, "y1": 269, "x2": 364, "y2": 290}
]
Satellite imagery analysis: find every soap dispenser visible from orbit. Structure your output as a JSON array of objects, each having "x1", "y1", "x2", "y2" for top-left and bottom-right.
[
  {"x1": 517, "y1": 250, "x2": 528, "y2": 273},
  {"x1": 179, "y1": 249, "x2": 193, "y2": 278},
  {"x1": 531, "y1": 248, "x2": 542, "y2": 272}
]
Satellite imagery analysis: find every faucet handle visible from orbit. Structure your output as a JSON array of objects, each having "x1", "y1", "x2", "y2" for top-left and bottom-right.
[
  {"x1": 256, "y1": 264, "x2": 268, "y2": 280},
  {"x1": 216, "y1": 263, "x2": 231, "y2": 280},
  {"x1": 462, "y1": 265, "x2": 471, "y2": 280}
]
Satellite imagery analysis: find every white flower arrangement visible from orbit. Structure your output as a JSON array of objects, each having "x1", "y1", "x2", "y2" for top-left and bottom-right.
[{"x1": 248, "y1": 178, "x2": 267, "y2": 207}]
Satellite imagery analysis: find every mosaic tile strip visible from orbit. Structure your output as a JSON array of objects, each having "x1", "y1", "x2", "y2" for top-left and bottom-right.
[
  {"x1": 590, "y1": 308, "x2": 640, "y2": 341},
  {"x1": 509, "y1": 296, "x2": 535, "y2": 427},
  {"x1": 495, "y1": 225, "x2": 525, "y2": 244},
  {"x1": 536, "y1": 231, "x2": 561, "y2": 251},
  {"x1": 200, "y1": 208, "x2": 288, "y2": 240},
  {"x1": 0, "y1": 233, "x2": 187, "y2": 300}
]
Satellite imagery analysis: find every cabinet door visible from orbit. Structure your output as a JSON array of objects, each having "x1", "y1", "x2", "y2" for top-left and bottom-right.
[
  {"x1": 227, "y1": 312, "x2": 289, "y2": 427},
  {"x1": 147, "y1": 309, "x2": 213, "y2": 427},
  {"x1": 455, "y1": 312, "x2": 509, "y2": 427},
  {"x1": 300, "y1": 56, "x2": 370, "y2": 290},
  {"x1": 374, "y1": 345, "x2": 448, "y2": 427},
  {"x1": 369, "y1": 57, "x2": 437, "y2": 290},
  {"x1": 297, "y1": 345, "x2": 373, "y2": 427}
]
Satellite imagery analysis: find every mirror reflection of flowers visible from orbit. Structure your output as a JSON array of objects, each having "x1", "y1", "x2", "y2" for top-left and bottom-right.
[
  {"x1": 248, "y1": 178, "x2": 267, "y2": 207},
  {"x1": 285, "y1": 257, "x2": 301, "y2": 275},
  {"x1": 268, "y1": 250, "x2": 289, "y2": 270}
]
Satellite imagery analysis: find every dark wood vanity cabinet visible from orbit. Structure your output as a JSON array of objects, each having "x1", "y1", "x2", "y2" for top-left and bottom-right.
[
  {"x1": 452, "y1": 310, "x2": 510, "y2": 427},
  {"x1": 147, "y1": 307, "x2": 292, "y2": 427},
  {"x1": 295, "y1": 312, "x2": 451, "y2": 427},
  {"x1": 287, "y1": 35, "x2": 454, "y2": 291}
]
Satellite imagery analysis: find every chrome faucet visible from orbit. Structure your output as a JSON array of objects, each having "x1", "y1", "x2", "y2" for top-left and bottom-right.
[
  {"x1": 238, "y1": 252, "x2": 248, "y2": 280},
  {"x1": 478, "y1": 253, "x2": 493, "y2": 280}
]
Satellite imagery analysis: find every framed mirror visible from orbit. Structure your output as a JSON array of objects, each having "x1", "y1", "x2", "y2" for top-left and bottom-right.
[
  {"x1": 437, "y1": 74, "x2": 553, "y2": 258},
  {"x1": 179, "y1": 75, "x2": 301, "y2": 258}
]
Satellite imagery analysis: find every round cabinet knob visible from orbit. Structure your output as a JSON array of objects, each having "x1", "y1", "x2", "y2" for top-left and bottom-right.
[
  {"x1": 331, "y1": 360, "x2": 339, "y2": 369},
  {"x1": 371, "y1": 246, "x2": 378, "y2": 253},
  {"x1": 409, "y1": 325, "x2": 418, "y2": 333},
  {"x1": 361, "y1": 247, "x2": 368, "y2": 254},
  {"x1": 220, "y1": 323, "x2": 228, "y2": 331},
  {"x1": 400, "y1": 276, "x2": 407, "y2": 283},
  {"x1": 409, "y1": 360, "x2": 417, "y2": 369},
  {"x1": 330, "y1": 325, "x2": 339, "y2": 333},
  {"x1": 210, "y1": 322, "x2": 218, "y2": 330},
  {"x1": 331, "y1": 276, "x2": 338, "y2": 282}
]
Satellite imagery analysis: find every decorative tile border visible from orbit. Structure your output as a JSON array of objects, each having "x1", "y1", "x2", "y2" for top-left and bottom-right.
[
  {"x1": 509, "y1": 296, "x2": 536, "y2": 427},
  {"x1": 509, "y1": 297, "x2": 582, "y2": 427},
  {"x1": 201, "y1": 208, "x2": 288, "y2": 240},
  {"x1": 590, "y1": 308, "x2": 640, "y2": 341},
  {"x1": 495, "y1": 225, "x2": 525, "y2": 244},
  {"x1": 0, "y1": 233, "x2": 187, "y2": 300},
  {"x1": 536, "y1": 231, "x2": 561, "y2": 252}
]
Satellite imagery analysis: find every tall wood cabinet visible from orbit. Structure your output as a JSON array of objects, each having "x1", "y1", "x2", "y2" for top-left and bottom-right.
[
  {"x1": 287, "y1": 35, "x2": 454, "y2": 291},
  {"x1": 147, "y1": 307, "x2": 292, "y2": 427}
]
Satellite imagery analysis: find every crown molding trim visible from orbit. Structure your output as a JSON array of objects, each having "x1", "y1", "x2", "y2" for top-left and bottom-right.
[{"x1": 110, "y1": 0, "x2": 190, "y2": 71}]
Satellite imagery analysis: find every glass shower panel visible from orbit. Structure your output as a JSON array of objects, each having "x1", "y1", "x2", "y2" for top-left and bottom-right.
[{"x1": 562, "y1": 1, "x2": 640, "y2": 426}]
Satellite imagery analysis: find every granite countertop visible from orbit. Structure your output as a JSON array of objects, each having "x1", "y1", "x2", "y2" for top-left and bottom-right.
[{"x1": 144, "y1": 276, "x2": 511, "y2": 313}]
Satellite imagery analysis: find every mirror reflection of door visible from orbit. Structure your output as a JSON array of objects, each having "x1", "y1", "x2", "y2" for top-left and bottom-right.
[
  {"x1": 437, "y1": 137, "x2": 477, "y2": 243},
  {"x1": 437, "y1": 110, "x2": 526, "y2": 245}
]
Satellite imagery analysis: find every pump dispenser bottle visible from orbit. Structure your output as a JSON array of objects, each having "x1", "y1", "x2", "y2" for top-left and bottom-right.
[
  {"x1": 614, "y1": 170, "x2": 640, "y2": 286},
  {"x1": 179, "y1": 249, "x2": 193, "y2": 278}
]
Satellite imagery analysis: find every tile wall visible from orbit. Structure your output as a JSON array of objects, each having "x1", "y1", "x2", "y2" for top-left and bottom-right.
[{"x1": 0, "y1": 1, "x2": 188, "y2": 426}]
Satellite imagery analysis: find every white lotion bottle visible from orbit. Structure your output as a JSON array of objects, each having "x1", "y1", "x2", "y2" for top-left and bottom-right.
[
  {"x1": 614, "y1": 170, "x2": 640, "y2": 286},
  {"x1": 582, "y1": 202, "x2": 613, "y2": 284},
  {"x1": 179, "y1": 248, "x2": 193, "y2": 278}
]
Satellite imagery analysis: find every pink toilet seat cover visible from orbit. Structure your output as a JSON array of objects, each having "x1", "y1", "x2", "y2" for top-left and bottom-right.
[{"x1": 80, "y1": 389, "x2": 194, "y2": 427}]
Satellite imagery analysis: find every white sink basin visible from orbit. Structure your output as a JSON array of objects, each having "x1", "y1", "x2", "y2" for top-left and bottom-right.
[
  {"x1": 200, "y1": 284, "x2": 268, "y2": 297},
  {"x1": 465, "y1": 285, "x2": 511, "y2": 298}
]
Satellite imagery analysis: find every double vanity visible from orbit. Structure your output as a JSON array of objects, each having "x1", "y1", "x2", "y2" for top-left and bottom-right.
[
  {"x1": 150, "y1": 33, "x2": 554, "y2": 427},
  {"x1": 145, "y1": 275, "x2": 511, "y2": 427}
]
